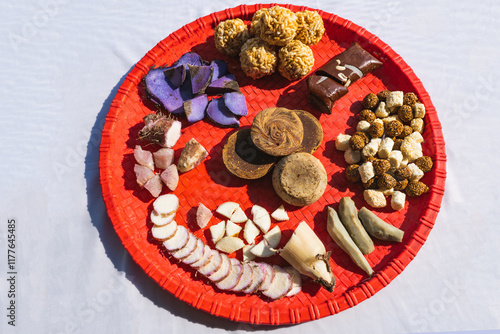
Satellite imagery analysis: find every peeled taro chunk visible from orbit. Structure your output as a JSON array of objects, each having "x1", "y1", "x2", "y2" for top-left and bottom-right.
[
  {"x1": 224, "y1": 92, "x2": 248, "y2": 116},
  {"x1": 206, "y1": 98, "x2": 240, "y2": 128},
  {"x1": 153, "y1": 148, "x2": 175, "y2": 169},
  {"x1": 205, "y1": 74, "x2": 240, "y2": 94},
  {"x1": 144, "y1": 174, "x2": 163, "y2": 198},
  {"x1": 139, "y1": 113, "x2": 182, "y2": 148},
  {"x1": 134, "y1": 145, "x2": 155, "y2": 170},
  {"x1": 188, "y1": 64, "x2": 213, "y2": 95},
  {"x1": 134, "y1": 164, "x2": 155, "y2": 188},
  {"x1": 184, "y1": 94, "x2": 209, "y2": 123},
  {"x1": 144, "y1": 68, "x2": 183, "y2": 113}
]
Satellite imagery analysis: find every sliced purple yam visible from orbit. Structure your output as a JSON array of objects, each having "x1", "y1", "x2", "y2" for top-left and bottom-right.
[
  {"x1": 224, "y1": 92, "x2": 248, "y2": 116},
  {"x1": 206, "y1": 98, "x2": 240, "y2": 128},
  {"x1": 174, "y1": 52, "x2": 203, "y2": 69},
  {"x1": 210, "y1": 59, "x2": 229, "y2": 82},
  {"x1": 144, "y1": 68, "x2": 184, "y2": 113},
  {"x1": 184, "y1": 94, "x2": 208, "y2": 123},
  {"x1": 164, "y1": 64, "x2": 186, "y2": 88},
  {"x1": 188, "y1": 64, "x2": 213, "y2": 95},
  {"x1": 205, "y1": 74, "x2": 240, "y2": 94}
]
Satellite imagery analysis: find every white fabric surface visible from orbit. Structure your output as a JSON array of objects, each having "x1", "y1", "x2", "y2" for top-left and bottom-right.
[{"x1": 0, "y1": 0, "x2": 499, "y2": 333}]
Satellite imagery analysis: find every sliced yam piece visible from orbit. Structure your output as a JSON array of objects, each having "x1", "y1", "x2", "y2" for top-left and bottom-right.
[
  {"x1": 197, "y1": 249, "x2": 222, "y2": 276},
  {"x1": 144, "y1": 68, "x2": 183, "y2": 112},
  {"x1": 225, "y1": 220, "x2": 242, "y2": 237},
  {"x1": 206, "y1": 98, "x2": 240, "y2": 128},
  {"x1": 134, "y1": 145, "x2": 155, "y2": 170},
  {"x1": 160, "y1": 164, "x2": 179, "y2": 191},
  {"x1": 181, "y1": 238, "x2": 205, "y2": 265},
  {"x1": 258, "y1": 263, "x2": 275, "y2": 292},
  {"x1": 196, "y1": 203, "x2": 213, "y2": 228},
  {"x1": 174, "y1": 52, "x2": 203, "y2": 69},
  {"x1": 242, "y1": 244, "x2": 257, "y2": 262},
  {"x1": 271, "y1": 205, "x2": 289, "y2": 221},
  {"x1": 231, "y1": 262, "x2": 253, "y2": 292},
  {"x1": 151, "y1": 221, "x2": 177, "y2": 241},
  {"x1": 243, "y1": 219, "x2": 260, "y2": 244},
  {"x1": 153, "y1": 148, "x2": 174, "y2": 170},
  {"x1": 171, "y1": 233, "x2": 198, "y2": 260},
  {"x1": 215, "y1": 236, "x2": 245, "y2": 254},
  {"x1": 188, "y1": 64, "x2": 213, "y2": 95},
  {"x1": 153, "y1": 194, "x2": 179, "y2": 217},
  {"x1": 215, "y1": 202, "x2": 240, "y2": 219},
  {"x1": 205, "y1": 74, "x2": 240, "y2": 94},
  {"x1": 252, "y1": 205, "x2": 271, "y2": 233},
  {"x1": 230, "y1": 207, "x2": 248, "y2": 223},
  {"x1": 284, "y1": 267, "x2": 302, "y2": 297},
  {"x1": 164, "y1": 64, "x2": 186, "y2": 88},
  {"x1": 224, "y1": 91, "x2": 248, "y2": 116},
  {"x1": 190, "y1": 245, "x2": 212, "y2": 269},
  {"x1": 163, "y1": 225, "x2": 189, "y2": 252},
  {"x1": 215, "y1": 258, "x2": 243, "y2": 291},
  {"x1": 163, "y1": 120, "x2": 183, "y2": 148},
  {"x1": 144, "y1": 174, "x2": 163, "y2": 198},
  {"x1": 263, "y1": 226, "x2": 281, "y2": 249},
  {"x1": 134, "y1": 164, "x2": 155, "y2": 188},
  {"x1": 210, "y1": 221, "x2": 226, "y2": 244},
  {"x1": 207, "y1": 253, "x2": 232, "y2": 282},
  {"x1": 250, "y1": 239, "x2": 276, "y2": 258},
  {"x1": 150, "y1": 210, "x2": 175, "y2": 226},
  {"x1": 184, "y1": 94, "x2": 208, "y2": 123},
  {"x1": 243, "y1": 262, "x2": 266, "y2": 293},
  {"x1": 262, "y1": 266, "x2": 292, "y2": 300},
  {"x1": 210, "y1": 59, "x2": 229, "y2": 82}
]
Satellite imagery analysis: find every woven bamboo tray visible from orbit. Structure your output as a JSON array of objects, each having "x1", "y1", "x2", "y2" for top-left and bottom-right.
[{"x1": 99, "y1": 3, "x2": 447, "y2": 325}]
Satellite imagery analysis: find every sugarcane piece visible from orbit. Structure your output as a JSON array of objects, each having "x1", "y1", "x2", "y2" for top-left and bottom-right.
[
  {"x1": 338, "y1": 197, "x2": 375, "y2": 255},
  {"x1": 279, "y1": 221, "x2": 336, "y2": 292},
  {"x1": 358, "y1": 207, "x2": 404, "y2": 242},
  {"x1": 327, "y1": 207, "x2": 373, "y2": 276}
]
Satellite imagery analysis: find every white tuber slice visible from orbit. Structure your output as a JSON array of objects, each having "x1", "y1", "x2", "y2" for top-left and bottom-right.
[
  {"x1": 160, "y1": 164, "x2": 179, "y2": 191},
  {"x1": 163, "y1": 225, "x2": 189, "y2": 251},
  {"x1": 243, "y1": 219, "x2": 261, "y2": 244},
  {"x1": 242, "y1": 244, "x2": 257, "y2": 262},
  {"x1": 190, "y1": 245, "x2": 212, "y2": 269},
  {"x1": 262, "y1": 265, "x2": 292, "y2": 300},
  {"x1": 258, "y1": 263, "x2": 275, "y2": 292},
  {"x1": 144, "y1": 174, "x2": 163, "y2": 198},
  {"x1": 171, "y1": 233, "x2": 198, "y2": 260},
  {"x1": 250, "y1": 239, "x2": 276, "y2": 258},
  {"x1": 165, "y1": 120, "x2": 182, "y2": 148},
  {"x1": 271, "y1": 205, "x2": 289, "y2": 221},
  {"x1": 196, "y1": 203, "x2": 212, "y2": 228},
  {"x1": 243, "y1": 262, "x2": 266, "y2": 293},
  {"x1": 134, "y1": 145, "x2": 155, "y2": 171},
  {"x1": 153, "y1": 194, "x2": 179, "y2": 217},
  {"x1": 225, "y1": 220, "x2": 242, "y2": 237},
  {"x1": 134, "y1": 164, "x2": 155, "y2": 187},
  {"x1": 151, "y1": 221, "x2": 177, "y2": 241},
  {"x1": 215, "y1": 202, "x2": 240, "y2": 219},
  {"x1": 181, "y1": 238, "x2": 205, "y2": 265},
  {"x1": 263, "y1": 226, "x2": 281, "y2": 249},
  {"x1": 231, "y1": 262, "x2": 253, "y2": 292},
  {"x1": 230, "y1": 207, "x2": 248, "y2": 223},
  {"x1": 252, "y1": 205, "x2": 271, "y2": 233},
  {"x1": 210, "y1": 221, "x2": 226, "y2": 244},
  {"x1": 207, "y1": 253, "x2": 232, "y2": 282},
  {"x1": 215, "y1": 258, "x2": 243, "y2": 291},
  {"x1": 284, "y1": 267, "x2": 302, "y2": 297},
  {"x1": 216, "y1": 236, "x2": 245, "y2": 254},
  {"x1": 150, "y1": 210, "x2": 175, "y2": 226},
  {"x1": 197, "y1": 250, "x2": 222, "y2": 276}
]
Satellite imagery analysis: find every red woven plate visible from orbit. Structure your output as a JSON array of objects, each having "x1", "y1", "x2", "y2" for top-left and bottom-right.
[{"x1": 99, "y1": 4, "x2": 446, "y2": 325}]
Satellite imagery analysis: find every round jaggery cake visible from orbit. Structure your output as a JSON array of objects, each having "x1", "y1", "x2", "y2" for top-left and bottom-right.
[
  {"x1": 251, "y1": 107, "x2": 303, "y2": 156},
  {"x1": 222, "y1": 128, "x2": 277, "y2": 179},
  {"x1": 293, "y1": 109, "x2": 323, "y2": 154},
  {"x1": 272, "y1": 152, "x2": 327, "y2": 206}
]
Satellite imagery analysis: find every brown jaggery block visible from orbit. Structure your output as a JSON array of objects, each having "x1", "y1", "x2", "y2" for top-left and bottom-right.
[
  {"x1": 393, "y1": 138, "x2": 403, "y2": 151},
  {"x1": 394, "y1": 178, "x2": 409, "y2": 191},
  {"x1": 293, "y1": 109, "x2": 324, "y2": 154},
  {"x1": 394, "y1": 165, "x2": 411, "y2": 180},
  {"x1": 349, "y1": 134, "x2": 366, "y2": 150},
  {"x1": 372, "y1": 159, "x2": 391, "y2": 175},
  {"x1": 377, "y1": 90, "x2": 391, "y2": 102},
  {"x1": 377, "y1": 173, "x2": 397, "y2": 190},
  {"x1": 367, "y1": 122, "x2": 384, "y2": 138},
  {"x1": 398, "y1": 125, "x2": 414, "y2": 139}
]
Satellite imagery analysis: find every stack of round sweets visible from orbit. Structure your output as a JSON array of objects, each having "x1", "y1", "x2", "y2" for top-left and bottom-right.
[
  {"x1": 214, "y1": 6, "x2": 325, "y2": 81},
  {"x1": 335, "y1": 90, "x2": 433, "y2": 210}
]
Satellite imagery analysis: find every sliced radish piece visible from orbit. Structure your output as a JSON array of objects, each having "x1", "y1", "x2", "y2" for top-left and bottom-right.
[
  {"x1": 144, "y1": 174, "x2": 163, "y2": 198},
  {"x1": 242, "y1": 244, "x2": 256, "y2": 262},
  {"x1": 215, "y1": 236, "x2": 245, "y2": 254},
  {"x1": 207, "y1": 253, "x2": 231, "y2": 282},
  {"x1": 151, "y1": 221, "x2": 177, "y2": 241},
  {"x1": 263, "y1": 226, "x2": 281, "y2": 249},
  {"x1": 215, "y1": 202, "x2": 240, "y2": 219},
  {"x1": 262, "y1": 266, "x2": 292, "y2": 300},
  {"x1": 182, "y1": 238, "x2": 205, "y2": 265},
  {"x1": 243, "y1": 219, "x2": 260, "y2": 244},
  {"x1": 160, "y1": 164, "x2": 179, "y2": 191},
  {"x1": 163, "y1": 225, "x2": 189, "y2": 252},
  {"x1": 134, "y1": 145, "x2": 155, "y2": 171},
  {"x1": 197, "y1": 250, "x2": 222, "y2": 276},
  {"x1": 250, "y1": 239, "x2": 276, "y2": 258},
  {"x1": 284, "y1": 267, "x2": 302, "y2": 297},
  {"x1": 271, "y1": 205, "x2": 289, "y2": 221},
  {"x1": 171, "y1": 233, "x2": 198, "y2": 260},
  {"x1": 150, "y1": 210, "x2": 175, "y2": 226},
  {"x1": 153, "y1": 194, "x2": 179, "y2": 217},
  {"x1": 225, "y1": 221, "x2": 242, "y2": 237},
  {"x1": 231, "y1": 262, "x2": 253, "y2": 292},
  {"x1": 210, "y1": 221, "x2": 226, "y2": 244},
  {"x1": 196, "y1": 203, "x2": 212, "y2": 228},
  {"x1": 190, "y1": 245, "x2": 212, "y2": 269},
  {"x1": 258, "y1": 263, "x2": 275, "y2": 292},
  {"x1": 243, "y1": 262, "x2": 266, "y2": 294},
  {"x1": 215, "y1": 258, "x2": 242, "y2": 291},
  {"x1": 230, "y1": 207, "x2": 247, "y2": 223}
]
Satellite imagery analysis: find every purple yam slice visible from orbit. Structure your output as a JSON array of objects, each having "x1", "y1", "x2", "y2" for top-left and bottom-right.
[
  {"x1": 174, "y1": 52, "x2": 204, "y2": 69},
  {"x1": 210, "y1": 59, "x2": 229, "y2": 82},
  {"x1": 206, "y1": 98, "x2": 240, "y2": 128},
  {"x1": 188, "y1": 64, "x2": 213, "y2": 95},
  {"x1": 144, "y1": 68, "x2": 184, "y2": 113},
  {"x1": 224, "y1": 92, "x2": 248, "y2": 116},
  {"x1": 205, "y1": 74, "x2": 240, "y2": 94},
  {"x1": 184, "y1": 94, "x2": 208, "y2": 123},
  {"x1": 164, "y1": 64, "x2": 186, "y2": 88}
]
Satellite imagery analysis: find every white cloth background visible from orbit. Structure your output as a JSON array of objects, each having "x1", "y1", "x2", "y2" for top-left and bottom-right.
[{"x1": 0, "y1": 0, "x2": 499, "y2": 333}]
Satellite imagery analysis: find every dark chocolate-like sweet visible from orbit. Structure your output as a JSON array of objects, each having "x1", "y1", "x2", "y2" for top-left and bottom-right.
[
  {"x1": 307, "y1": 75, "x2": 348, "y2": 114},
  {"x1": 316, "y1": 43, "x2": 382, "y2": 87}
]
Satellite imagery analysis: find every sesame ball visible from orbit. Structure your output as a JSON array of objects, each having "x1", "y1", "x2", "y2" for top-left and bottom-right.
[
  {"x1": 403, "y1": 92, "x2": 419, "y2": 106},
  {"x1": 259, "y1": 6, "x2": 298, "y2": 46},
  {"x1": 415, "y1": 156, "x2": 433, "y2": 173},
  {"x1": 398, "y1": 125, "x2": 414, "y2": 139},
  {"x1": 367, "y1": 122, "x2": 384, "y2": 138},
  {"x1": 363, "y1": 93, "x2": 379, "y2": 109},
  {"x1": 278, "y1": 40, "x2": 314, "y2": 81},
  {"x1": 385, "y1": 120, "x2": 404, "y2": 137},
  {"x1": 349, "y1": 134, "x2": 366, "y2": 151},
  {"x1": 214, "y1": 19, "x2": 249, "y2": 57},
  {"x1": 394, "y1": 178, "x2": 409, "y2": 191},
  {"x1": 358, "y1": 109, "x2": 376, "y2": 123},
  {"x1": 394, "y1": 165, "x2": 411, "y2": 180},
  {"x1": 372, "y1": 159, "x2": 391, "y2": 175},
  {"x1": 398, "y1": 105, "x2": 414, "y2": 123},
  {"x1": 377, "y1": 90, "x2": 391, "y2": 102},
  {"x1": 377, "y1": 173, "x2": 397, "y2": 190},
  {"x1": 345, "y1": 164, "x2": 361, "y2": 182},
  {"x1": 406, "y1": 181, "x2": 429, "y2": 197}
]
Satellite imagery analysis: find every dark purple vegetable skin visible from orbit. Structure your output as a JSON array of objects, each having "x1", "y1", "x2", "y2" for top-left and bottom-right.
[
  {"x1": 164, "y1": 64, "x2": 186, "y2": 88},
  {"x1": 174, "y1": 52, "x2": 204, "y2": 69},
  {"x1": 188, "y1": 64, "x2": 213, "y2": 95},
  {"x1": 206, "y1": 98, "x2": 240, "y2": 128},
  {"x1": 184, "y1": 94, "x2": 208, "y2": 123},
  {"x1": 210, "y1": 59, "x2": 229, "y2": 81},
  {"x1": 224, "y1": 92, "x2": 248, "y2": 116},
  {"x1": 205, "y1": 74, "x2": 240, "y2": 94}
]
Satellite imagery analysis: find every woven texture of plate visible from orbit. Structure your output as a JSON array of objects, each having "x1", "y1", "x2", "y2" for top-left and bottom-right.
[{"x1": 99, "y1": 4, "x2": 446, "y2": 325}]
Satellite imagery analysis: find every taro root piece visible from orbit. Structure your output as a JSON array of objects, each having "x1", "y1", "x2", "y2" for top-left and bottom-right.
[
  {"x1": 307, "y1": 75, "x2": 348, "y2": 114},
  {"x1": 134, "y1": 145, "x2": 154, "y2": 171},
  {"x1": 153, "y1": 148, "x2": 174, "y2": 170},
  {"x1": 358, "y1": 109, "x2": 376, "y2": 123},
  {"x1": 214, "y1": 18, "x2": 249, "y2": 57},
  {"x1": 251, "y1": 107, "x2": 303, "y2": 156},
  {"x1": 209, "y1": 59, "x2": 229, "y2": 82},
  {"x1": 188, "y1": 64, "x2": 213, "y2": 95},
  {"x1": 294, "y1": 10, "x2": 325, "y2": 45},
  {"x1": 205, "y1": 74, "x2": 240, "y2": 94},
  {"x1": 144, "y1": 68, "x2": 184, "y2": 113},
  {"x1": 415, "y1": 156, "x2": 434, "y2": 173},
  {"x1": 249, "y1": 8, "x2": 267, "y2": 37},
  {"x1": 377, "y1": 90, "x2": 391, "y2": 101},
  {"x1": 164, "y1": 64, "x2": 186, "y2": 88},
  {"x1": 206, "y1": 98, "x2": 240, "y2": 128},
  {"x1": 406, "y1": 181, "x2": 429, "y2": 197},
  {"x1": 134, "y1": 164, "x2": 155, "y2": 188},
  {"x1": 363, "y1": 93, "x2": 379, "y2": 109},
  {"x1": 345, "y1": 164, "x2": 361, "y2": 183},
  {"x1": 224, "y1": 92, "x2": 248, "y2": 117},
  {"x1": 358, "y1": 207, "x2": 404, "y2": 243},
  {"x1": 338, "y1": 197, "x2": 374, "y2": 255},
  {"x1": 403, "y1": 92, "x2": 419, "y2": 106},
  {"x1": 293, "y1": 109, "x2": 323, "y2": 154},
  {"x1": 177, "y1": 138, "x2": 208, "y2": 173},
  {"x1": 239, "y1": 38, "x2": 277, "y2": 79},
  {"x1": 315, "y1": 43, "x2": 383, "y2": 87},
  {"x1": 259, "y1": 6, "x2": 298, "y2": 46},
  {"x1": 144, "y1": 174, "x2": 163, "y2": 198},
  {"x1": 184, "y1": 94, "x2": 208, "y2": 123},
  {"x1": 222, "y1": 128, "x2": 277, "y2": 180},
  {"x1": 278, "y1": 40, "x2": 314, "y2": 81},
  {"x1": 139, "y1": 113, "x2": 182, "y2": 148},
  {"x1": 272, "y1": 152, "x2": 327, "y2": 206},
  {"x1": 397, "y1": 105, "x2": 414, "y2": 123},
  {"x1": 160, "y1": 164, "x2": 179, "y2": 191}
]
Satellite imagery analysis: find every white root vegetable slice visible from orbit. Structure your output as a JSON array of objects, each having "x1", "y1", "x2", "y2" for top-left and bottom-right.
[
  {"x1": 258, "y1": 263, "x2": 275, "y2": 292},
  {"x1": 225, "y1": 221, "x2": 242, "y2": 237},
  {"x1": 163, "y1": 225, "x2": 189, "y2": 252},
  {"x1": 243, "y1": 219, "x2": 260, "y2": 244},
  {"x1": 262, "y1": 266, "x2": 292, "y2": 300},
  {"x1": 171, "y1": 233, "x2": 198, "y2": 260},
  {"x1": 252, "y1": 205, "x2": 271, "y2": 233},
  {"x1": 243, "y1": 262, "x2": 266, "y2": 293},
  {"x1": 231, "y1": 262, "x2": 253, "y2": 292},
  {"x1": 215, "y1": 236, "x2": 245, "y2": 254},
  {"x1": 182, "y1": 238, "x2": 205, "y2": 265},
  {"x1": 271, "y1": 205, "x2": 289, "y2": 221},
  {"x1": 230, "y1": 207, "x2": 247, "y2": 223},
  {"x1": 207, "y1": 253, "x2": 231, "y2": 282},
  {"x1": 284, "y1": 267, "x2": 302, "y2": 297},
  {"x1": 210, "y1": 221, "x2": 226, "y2": 244},
  {"x1": 190, "y1": 245, "x2": 212, "y2": 269},
  {"x1": 153, "y1": 194, "x2": 179, "y2": 217},
  {"x1": 263, "y1": 226, "x2": 281, "y2": 249},
  {"x1": 164, "y1": 120, "x2": 182, "y2": 148},
  {"x1": 216, "y1": 202, "x2": 240, "y2": 219},
  {"x1": 151, "y1": 221, "x2": 177, "y2": 241},
  {"x1": 242, "y1": 244, "x2": 256, "y2": 262},
  {"x1": 250, "y1": 239, "x2": 276, "y2": 258},
  {"x1": 196, "y1": 203, "x2": 212, "y2": 228},
  {"x1": 215, "y1": 258, "x2": 243, "y2": 291},
  {"x1": 150, "y1": 210, "x2": 175, "y2": 226},
  {"x1": 197, "y1": 250, "x2": 222, "y2": 276}
]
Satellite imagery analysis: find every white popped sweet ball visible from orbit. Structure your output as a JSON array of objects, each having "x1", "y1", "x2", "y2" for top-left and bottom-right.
[
  {"x1": 378, "y1": 137, "x2": 394, "y2": 159},
  {"x1": 407, "y1": 163, "x2": 424, "y2": 181},
  {"x1": 344, "y1": 148, "x2": 361, "y2": 164},
  {"x1": 375, "y1": 101, "x2": 389, "y2": 118},
  {"x1": 358, "y1": 161, "x2": 375, "y2": 184},
  {"x1": 388, "y1": 150, "x2": 403, "y2": 170},
  {"x1": 413, "y1": 102, "x2": 426, "y2": 118},
  {"x1": 335, "y1": 133, "x2": 351, "y2": 151},
  {"x1": 406, "y1": 131, "x2": 424, "y2": 144},
  {"x1": 411, "y1": 118, "x2": 424, "y2": 133},
  {"x1": 361, "y1": 138, "x2": 381, "y2": 159},
  {"x1": 391, "y1": 191, "x2": 406, "y2": 210},
  {"x1": 386, "y1": 91, "x2": 404, "y2": 110},
  {"x1": 357, "y1": 120, "x2": 371, "y2": 132},
  {"x1": 401, "y1": 137, "x2": 423, "y2": 162},
  {"x1": 363, "y1": 189, "x2": 387, "y2": 208}
]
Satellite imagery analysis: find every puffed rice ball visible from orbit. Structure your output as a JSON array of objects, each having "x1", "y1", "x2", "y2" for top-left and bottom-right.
[
  {"x1": 259, "y1": 6, "x2": 298, "y2": 46},
  {"x1": 249, "y1": 8, "x2": 267, "y2": 37},
  {"x1": 214, "y1": 19, "x2": 249, "y2": 57},
  {"x1": 239, "y1": 38, "x2": 277, "y2": 79},
  {"x1": 294, "y1": 10, "x2": 325, "y2": 45},
  {"x1": 278, "y1": 40, "x2": 314, "y2": 81}
]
